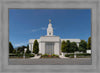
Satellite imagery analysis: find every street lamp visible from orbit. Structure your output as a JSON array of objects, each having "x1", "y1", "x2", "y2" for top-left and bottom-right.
[{"x1": 23, "y1": 48, "x2": 27, "y2": 59}]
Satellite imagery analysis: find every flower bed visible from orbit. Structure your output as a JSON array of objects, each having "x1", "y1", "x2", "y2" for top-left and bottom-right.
[{"x1": 41, "y1": 54, "x2": 59, "y2": 58}]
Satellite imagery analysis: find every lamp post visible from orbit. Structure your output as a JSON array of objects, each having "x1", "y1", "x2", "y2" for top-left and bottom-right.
[{"x1": 23, "y1": 48, "x2": 27, "y2": 59}]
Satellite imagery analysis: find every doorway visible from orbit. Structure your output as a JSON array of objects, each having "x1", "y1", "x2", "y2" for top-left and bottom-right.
[{"x1": 45, "y1": 42, "x2": 54, "y2": 55}]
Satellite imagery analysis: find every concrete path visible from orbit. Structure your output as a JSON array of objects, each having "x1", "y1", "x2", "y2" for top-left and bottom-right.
[
  {"x1": 9, "y1": 58, "x2": 92, "y2": 65},
  {"x1": 59, "y1": 55, "x2": 69, "y2": 59}
]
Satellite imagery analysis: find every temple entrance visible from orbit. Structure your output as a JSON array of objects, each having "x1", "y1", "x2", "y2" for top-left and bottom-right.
[{"x1": 45, "y1": 42, "x2": 54, "y2": 55}]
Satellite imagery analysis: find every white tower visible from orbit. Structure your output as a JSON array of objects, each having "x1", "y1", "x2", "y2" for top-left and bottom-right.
[{"x1": 47, "y1": 19, "x2": 53, "y2": 36}]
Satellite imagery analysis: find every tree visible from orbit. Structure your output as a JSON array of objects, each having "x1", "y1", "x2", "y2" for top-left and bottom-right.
[
  {"x1": 17, "y1": 46, "x2": 27, "y2": 54},
  {"x1": 87, "y1": 37, "x2": 91, "y2": 50},
  {"x1": 70, "y1": 42, "x2": 78, "y2": 53},
  {"x1": 79, "y1": 40, "x2": 87, "y2": 53},
  {"x1": 13, "y1": 49, "x2": 16, "y2": 53},
  {"x1": 61, "y1": 40, "x2": 67, "y2": 52},
  {"x1": 26, "y1": 44, "x2": 31, "y2": 54},
  {"x1": 9, "y1": 42, "x2": 14, "y2": 53},
  {"x1": 66, "y1": 40, "x2": 71, "y2": 53},
  {"x1": 33, "y1": 40, "x2": 39, "y2": 54}
]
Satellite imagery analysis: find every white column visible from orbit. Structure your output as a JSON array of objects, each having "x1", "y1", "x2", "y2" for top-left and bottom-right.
[
  {"x1": 31, "y1": 44, "x2": 33, "y2": 53},
  {"x1": 29, "y1": 44, "x2": 31, "y2": 52},
  {"x1": 41, "y1": 43, "x2": 45, "y2": 54},
  {"x1": 54, "y1": 43, "x2": 60, "y2": 55},
  {"x1": 39, "y1": 43, "x2": 41, "y2": 54},
  {"x1": 29, "y1": 44, "x2": 33, "y2": 53}
]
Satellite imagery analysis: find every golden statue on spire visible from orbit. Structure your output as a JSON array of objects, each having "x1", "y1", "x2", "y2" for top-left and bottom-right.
[{"x1": 49, "y1": 19, "x2": 51, "y2": 23}]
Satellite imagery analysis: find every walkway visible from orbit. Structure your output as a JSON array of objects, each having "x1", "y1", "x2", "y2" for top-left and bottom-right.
[
  {"x1": 59, "y1": 55, "x2": 69, "y2": 59},
  {"x1": 9, "y1": 58, "x2": 92, "y2": 65}
]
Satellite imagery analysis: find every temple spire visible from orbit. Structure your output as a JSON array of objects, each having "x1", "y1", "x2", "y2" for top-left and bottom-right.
[{"x1": 47, "y1": 19, "x2": 53, "y2": 36}]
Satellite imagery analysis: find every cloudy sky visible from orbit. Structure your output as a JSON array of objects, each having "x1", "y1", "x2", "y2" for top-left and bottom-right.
[{"x1": 9, "y1": 9, "x2": 91, "y2": 48}]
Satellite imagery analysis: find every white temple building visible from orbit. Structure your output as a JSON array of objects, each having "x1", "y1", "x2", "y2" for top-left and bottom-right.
[{"x1": 29, "y1": 20, "x2": 81, "y2": 55}]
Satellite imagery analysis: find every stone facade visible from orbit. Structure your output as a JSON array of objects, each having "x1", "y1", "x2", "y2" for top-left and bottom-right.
[{"x1": 29, "y1": 20, "x2": 81, "y2": 55}]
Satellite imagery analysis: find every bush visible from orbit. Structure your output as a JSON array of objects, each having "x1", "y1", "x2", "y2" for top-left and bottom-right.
[
  {"x1": 76, "y1": 53, "x2": 91, "y2": 58},
  {"x1": 9, "y1": 53, "x2": 35, "y2": 58},
  {"x1": 52, "y1": 54, "x2": 59, "y2": 57},
  {"x1": 17, "y1": 53, "x2": 23, "y2": 57},
  {"x1": 65, "y1": 53, "x2": 91, "y2": 58},
  {"x1": 29, "y1": 54, "x2": 34, "y2": 57},
  {"x1": 9, "y1": 53, "x2": 23, "y2": 58},
  {"x1": 25, "y1": 53, "x2": 35, "y2": 57},
  {"x1": 65, "y1": 54, "x2": 70, "y2": 57},
  {"x1": 9, "y1": 53, "x2": 17, "y2": 57},
  {"x1": 41, "y1": 54, "x2": 59, "y2": 58},
  {"x1": 52, "y1": 54, "x2": 58, "y2": 56},
  {"x1": 65, "y1": 54, "x2": 74, "y2": 58},
  {"x1": 41, "y1": 54, "x2": 48, "y2": 57},
  {"x1": 38, "y1": 53, "x2": 42, "y2": 55}
]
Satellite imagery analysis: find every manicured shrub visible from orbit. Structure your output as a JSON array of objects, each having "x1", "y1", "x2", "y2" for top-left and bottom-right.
[
  {"x1": 9, "y1": 53, "x2": 17, "y2": 57},
  {"x1": 25, "y1": 53, "x2": 35, "y2": 57},
  {"x1": 76, "y1": 53, "x2": 91, "y2": 57},
  {"x1": 52, "y1": 54, "x2": 58, "y2": 56},
  {"x1": 17, "y1": 53, "x2": 23, "y2": 57},
  {"x1": 29, "y1": 54, "x2": 34, "y2": 57},
  {"x1": 41, "y1": 54, "x2": 48, "y2": 57},
  {"x1": 52, "y1": 54, "x2": 59, "y2": 58},
  {"x1": 41, "y1": 54, "x2": 59, "y2": 58},
  {"x1": 69, "y1": 54, "x2": 74, "y2": 58},
  {"x1": 44, "y1": 54, "x2": 48, "y2": 56},
  {"x1": 65, "y1": 54, "x2": 70, "y2": 57},
  {"x1": 65, "y1": 54, "x2": 74, "y2": 58}
]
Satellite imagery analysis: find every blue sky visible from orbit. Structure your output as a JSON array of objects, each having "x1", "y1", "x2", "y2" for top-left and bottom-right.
[{"x1": 9, "y1": 9, "x2": 91, "y2": 48}]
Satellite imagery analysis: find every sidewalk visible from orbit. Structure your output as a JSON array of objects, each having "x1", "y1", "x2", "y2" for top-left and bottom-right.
[{"x1": 59, "y1": 55, "x2": 69, "y2": 59}]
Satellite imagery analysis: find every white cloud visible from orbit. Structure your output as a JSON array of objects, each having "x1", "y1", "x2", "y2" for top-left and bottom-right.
[
  {"x1": 41, "y1": 27, "x2": 46, "y2": 30},
  {"x1": 15, "y1": 43, "x2": 24, "y2": 47},
  {"x1": 14, "y1": 41, "x2": 28, "y2": 47},
  {"x1": 32, "y1": 27, "x2": 46, "y2": 32},
  {"x1": 32, "y1": 29, "x2": 40, "y2": 32}
]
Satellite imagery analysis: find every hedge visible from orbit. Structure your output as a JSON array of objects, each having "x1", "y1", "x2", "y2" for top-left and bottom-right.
[
  {"x1": 65, "y1": 53, "x2": 91, "y2": 58},
  {"x1": 65, "y1": 54, "x2": 74, "y2": 58},
  {"x1": 76, "y1": 53, "x2": 91, "y2": 58},
  {"x1": 9, "y1": 53, "x2": 34, "y2": 58}
]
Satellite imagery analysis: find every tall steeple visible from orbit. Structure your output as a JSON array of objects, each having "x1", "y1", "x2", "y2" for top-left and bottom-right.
[{"x1": 47, "y1": 19, "x2": 53, "y2": 36}]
